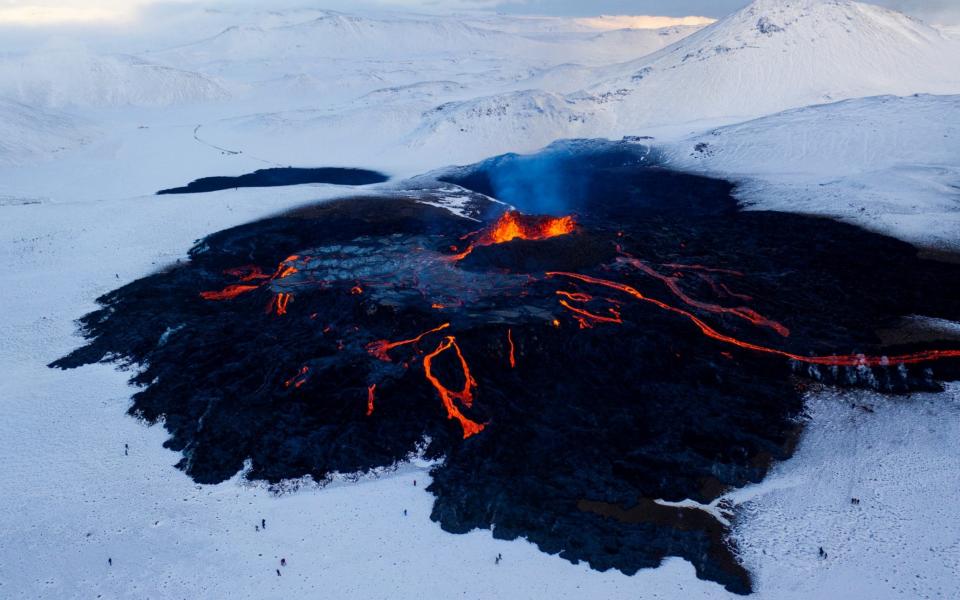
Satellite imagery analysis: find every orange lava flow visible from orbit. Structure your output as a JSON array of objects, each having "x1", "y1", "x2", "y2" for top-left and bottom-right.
[
  {"x1": 366, "y1": 323, "x2": 451, "y2": 362},
  {"x1": 423, "y1": 336, "x2": 484, "y2": 438},
  {"x1": 450, "y1": 211, "x2": 576, "y2": 261},
  {"x1": 199, "y1": 284, "x2": 260, "y2": 301},
  {"x1": 270, "y1": 292, "x2": 293, "y2": 316},
  {"x1": 284, "y1": 366, "x2": 310, "y2": 389},
  {"x1": 202, "y1": 255, "x2": 303, "y2": 301},
  {"x1": 223, "y1": 265, "x2": 270, "y2": 282},
  {"x1": 556, "y1": 290, "x2": 593, "y2": 303},
  {"x1": 558, "y1": 298, "x2": 623, "y2": 328},
  {"x1": 547, "y1": 271, "x2": 960, "y2": 367},
  {"x1": 507, "y1": 328, "x2": 516, "y2": 368},
  {"x1": 367, "y1": 384, "x2": 376, "y2": 416},
  {"x1": 619, "y1": 256, "x2": 790, "y2": 337},
  {"x1": 272, "y1": 255, "x2": 301, "y2": 280}
]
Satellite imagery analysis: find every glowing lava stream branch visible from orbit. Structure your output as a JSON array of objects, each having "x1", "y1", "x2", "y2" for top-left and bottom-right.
[
  {"x1": 200, "y1": 284, "x2": 260, "y2": 301},
  {"x1": 367, "y1": 384, "x2": 376, "y2": 416},
  {"x1": 558, "y1": 299, "x2": 623, "y2": 327},
  {"x1": 366, "y1": 323, "x2": 451, "y2": 361},
  {"x1": 201, "y1": 254, "x2": 303, "y2": 304},
  {"x1": 547, "y1": 272, "x2": 960, "y2": 367},
  {"x1": 507, "y1": 328, "x2": 516, "y2": 369},
  {"x1": 617, "y1": 255, "x2": 790, "y2": 337},
  {"x1": 423, "y1": 336, "x2": 485, "y2": 439},
  {"x1": 269, "y1": 292, "x2": 292, "y2": 316}
]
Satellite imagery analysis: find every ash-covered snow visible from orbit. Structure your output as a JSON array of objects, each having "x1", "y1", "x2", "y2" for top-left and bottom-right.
[{"x1": 2, "y1": 0, "x2": 960, "y2": 597}]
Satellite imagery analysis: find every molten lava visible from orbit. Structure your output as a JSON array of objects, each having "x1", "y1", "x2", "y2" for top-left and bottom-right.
[
  {"x1": 269, "y1": 292, "x2": 293, "y2": 316},
  {"x1": 507, "y1": 328, "x2": 516, "y2": 369},
  {"x1": 223, "y1": 265, "x2": 270, "y2": 282},
  {"x1": 200, "y1": 284, "x2": 260, "y2": 301},
  {"x1": 547, "y1": 271, "x2": 960, "y2": 367},
  {"x1": 618, "y1": 256, "x2": 790, "y2": 337},
  {"x1": 449, "y1": 211, "x2": 576, "y2": 261},
  {"x1": 201, "y1": 255, "x2": 304, "y2": 301},
  {"x1": 558, "y1": 298, "x2": 623, "y2": 329},
  {"x1": 366, "y1": 323, "x2": 451, "y2": 362},
  {"x1": 423, "y1": 336, "x2": 484, "y2": 438},
  {"x1": 367, "y1": 384, "x2": 376, "y2": 416},
  {"x1": 284, "y1": 366, "x2": 310, "y2": 389}
]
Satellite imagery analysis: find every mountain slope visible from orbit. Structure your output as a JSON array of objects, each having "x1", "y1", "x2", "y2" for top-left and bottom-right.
[
  {"x1": 0, "y1": 51, "x2": 228, "y2": 109},
  {"x1": 0, "y1": 99, "x2": 89, "y2": 166},
  {"x1": 155, "y1": 12, "x2": 539, "y2": 68},
  {"x1": 583, "y1": 0, "x2": 960, "y2": 128},
  {"x1": 410, "y1": 0, "x2": 960, "y2": 155},
  {"x1": 666, "y1": 94, "x2": 960, "y2": 250}
]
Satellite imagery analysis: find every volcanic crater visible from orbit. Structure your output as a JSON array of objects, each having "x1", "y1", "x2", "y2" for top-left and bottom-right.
[{"x1": 54, "y1": 141, "x2": 960, "y2": 594}]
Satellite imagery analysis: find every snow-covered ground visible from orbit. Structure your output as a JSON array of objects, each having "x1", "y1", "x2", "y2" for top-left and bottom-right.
[
  {"x1": 666, "y1": 94, "x2": 960, "y2": 251},
  {"x1": 2, "y1": 1, "x2": 959, "y2": 598}
]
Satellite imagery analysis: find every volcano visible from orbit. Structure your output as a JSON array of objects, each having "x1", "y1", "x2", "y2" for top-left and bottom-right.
[{"x1": 53, "y1": 141, "x2": 960, "y2": 594}]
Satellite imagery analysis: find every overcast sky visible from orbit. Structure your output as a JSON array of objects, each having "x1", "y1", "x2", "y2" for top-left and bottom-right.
[{"x1": 1, "y1": 0, "x2": 958, "y2": 26}]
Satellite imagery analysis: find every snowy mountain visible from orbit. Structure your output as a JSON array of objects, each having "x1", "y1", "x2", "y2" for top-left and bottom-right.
[
  {"x1": 0, "y1": 98, "x2": 89, "y2": 166},
  {"x1": 0, "y1": 50, "x2": 228, "y2": 109},
  {"x1": 153, "y1": 11, "x2": 539, "y2": 76},
  {"x1": 411, "y1": 0, "x2": 960, "y2": 156},
  {"x1": 583, "y1": 0, "x2": 960, "y2": 128}
]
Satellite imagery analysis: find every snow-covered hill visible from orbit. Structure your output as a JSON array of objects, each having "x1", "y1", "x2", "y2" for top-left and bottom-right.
[
  {"x1": 158, "y1": 12, "x2": 517, "y2": 66},
  {"x1": 156, "y1": 11, "x2": 701, "y2": 72},
  {"x1": 0, "y1": 50, "x2": 228, "y2": 109},
  {"x1": 411, "y1": 0, "x2": 960, "y2": 156},
  {"x1": 666, "y1": 94, "x2": 960, "y2": 250},
  {"x1": 585, "y1": 0, "x2": 960, "y2": 128},
  {"x1": 0, "y1": 98, "x2": 89, "y2": 166}
]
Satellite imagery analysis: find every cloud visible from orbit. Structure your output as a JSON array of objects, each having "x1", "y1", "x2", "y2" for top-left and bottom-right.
[
  {"x1": 0, "y1": 0, "x2": 202, "y2": 26},
  {"x1": 574, "y1": 14, "x2": 715, "y2": 30}
]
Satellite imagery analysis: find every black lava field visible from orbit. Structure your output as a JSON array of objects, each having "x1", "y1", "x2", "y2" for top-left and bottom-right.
[
  {"x1": 157, "y1": 166, "x2": 389, "y2": 194},
  {"x1": 55, "y1": 141, "x2": 960, "y2": 594}
]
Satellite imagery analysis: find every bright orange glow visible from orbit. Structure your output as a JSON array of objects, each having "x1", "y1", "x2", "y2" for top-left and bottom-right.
[
  {"x1": 269, "y1": 293, "x2": 293, "y2": 316},
  {"x1": 202, "y1": 255, "x2": 305, "y2": 302},
  {"x1": 556, "y1": 290, "x2": 593, "y2": 303},
  {"x1": 367, "y1": 384, "x2": 377, "y2": 416},
  {"x1": 284, "y1": 366, "x2": 310, "y2": 389},
  {"x1": 423, "y1": 336, "x2": 484, "y2": 438},
  {"x1": 351, "y1": 285, "x2": 363, "y2": 295},
  {"x1": 486, "y1": 211, "x2": 576, "y2": 244},
  {"x1": 271, "y1": 255, "x2": 301, "y2": 280},
  {"x1": 547, "y1": 272, "x2": 960, "y2": 367},
  {"x1": 558, "y1": 298, "x2": 623, "y2": 328},
  {"x1": 619, "y1": 256, "x2": 790, "y2": 337},
  {"x1": 200, "y1": 284, "x2": 260, "y2": 301},
  {"x1": 366, "y1": 323, "x2": 451, "y2": 362},
  {"x1": 450, "y1": 211, "x2": 576, "y2": 261},
  {"x1": 507, "y1": 328, "x2": 516, "y2": 368},
  {"x1": 223, "y1": 265, "x2": 270, "y2": 282}
]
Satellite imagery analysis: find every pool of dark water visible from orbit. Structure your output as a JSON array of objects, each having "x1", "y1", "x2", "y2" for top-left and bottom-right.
[
  {"x1": 57, "y1": 140, "x2": 960, "y2": 594},
  {"x1": 157, "y1": 166, "x2": 389, "y2": 194}
]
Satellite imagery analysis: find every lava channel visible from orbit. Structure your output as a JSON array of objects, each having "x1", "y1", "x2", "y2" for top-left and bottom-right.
[{"x1": 548, "y1": 271, "x2": 960, "y2": 367}]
